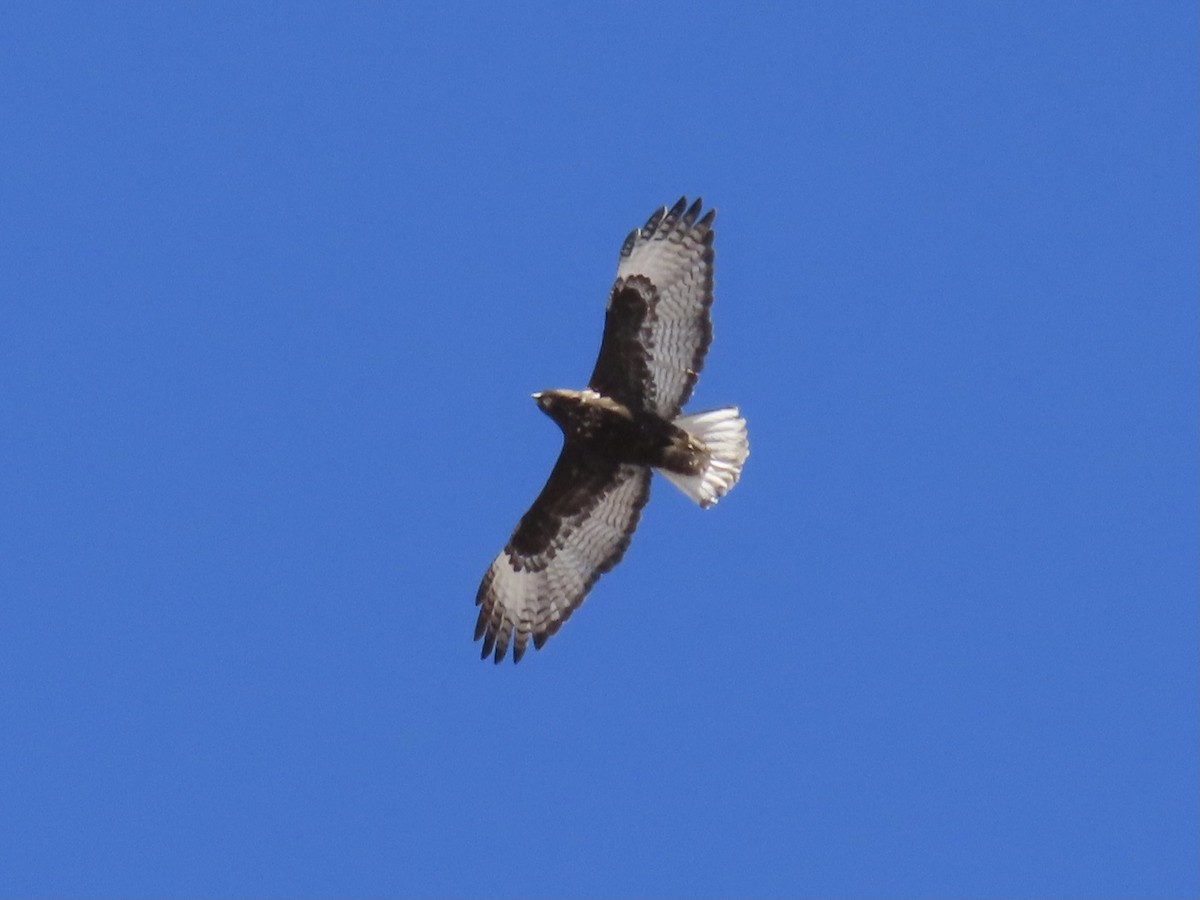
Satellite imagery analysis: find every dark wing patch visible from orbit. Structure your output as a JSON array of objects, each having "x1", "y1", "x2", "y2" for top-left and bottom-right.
[
  {"x1": 587, "y1": 197, "x2": 715, "y2": 417},
  {"x1": 474, "y1": 452, "x2": 652, "y2": 663}
]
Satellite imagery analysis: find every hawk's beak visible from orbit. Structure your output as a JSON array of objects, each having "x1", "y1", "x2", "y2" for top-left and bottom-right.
[{"x1": 531, "y1": 391, "x2": 544, "y2": 401}]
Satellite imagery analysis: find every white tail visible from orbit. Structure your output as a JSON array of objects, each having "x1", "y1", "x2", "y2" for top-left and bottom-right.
[{"x1": 658, "y1": 407, "x2": 749, "y2": 508}]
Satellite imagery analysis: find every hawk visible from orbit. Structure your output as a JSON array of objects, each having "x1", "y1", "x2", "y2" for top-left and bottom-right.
[{"x1": 474, "y1": 197, "x2": 749, "y2": 663}]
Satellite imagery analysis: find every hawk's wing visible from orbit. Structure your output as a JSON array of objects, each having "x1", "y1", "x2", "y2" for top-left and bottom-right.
[
  {"x1": 475, "y1": 451, "x2": 652, "y2": 663},
  {"x1": 588, "y1": 197, "x2": 715, "y2": 418}
]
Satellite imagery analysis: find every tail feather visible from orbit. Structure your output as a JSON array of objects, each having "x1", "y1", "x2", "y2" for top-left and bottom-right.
[{"x1": 658, "y1": 407, "x2": 749, "y2": 508}]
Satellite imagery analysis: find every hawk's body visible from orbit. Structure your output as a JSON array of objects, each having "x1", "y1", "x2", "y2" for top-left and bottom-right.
[{"x1": 475, "y1": 198, "x2": 749, "y2": 663}]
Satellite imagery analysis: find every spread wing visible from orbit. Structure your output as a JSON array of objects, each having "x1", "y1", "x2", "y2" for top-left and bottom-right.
[
  {"x1": 474, "y1": 452, "x2": 652, "y2": 663},
  {"x1": 588, "y1": 197, "x2": 715, "y2": 418}
]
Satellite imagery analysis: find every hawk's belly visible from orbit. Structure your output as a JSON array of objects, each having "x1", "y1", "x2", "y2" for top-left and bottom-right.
[{"x1": 560, "y1": 400, "x2": 707, "y2": 475}]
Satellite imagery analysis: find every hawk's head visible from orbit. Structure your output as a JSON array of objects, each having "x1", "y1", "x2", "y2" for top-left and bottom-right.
[{"x1": 532, "y1": 389, "x2": 578, "y2": 420}]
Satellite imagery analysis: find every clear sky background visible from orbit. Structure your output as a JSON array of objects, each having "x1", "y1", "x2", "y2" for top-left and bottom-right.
[{"x1": 1, "y1": 3, "x2": 1195, "y2": 898}]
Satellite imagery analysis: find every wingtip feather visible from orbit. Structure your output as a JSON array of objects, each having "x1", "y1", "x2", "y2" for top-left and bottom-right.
[{"x1": 643, "y1": 205, "x2": 667, "y2": 234}]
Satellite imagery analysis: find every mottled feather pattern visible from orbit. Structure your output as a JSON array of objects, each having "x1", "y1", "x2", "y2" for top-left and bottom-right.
[
  {"x1": 475, "y1": 463, "x2": 651, "y2": 663},
  {"x1": 619, "y1": 196, "x2": 710, "y2": 415},
  {"x1": 608, "y1": 197, "x2": 715, "y2": 418}
]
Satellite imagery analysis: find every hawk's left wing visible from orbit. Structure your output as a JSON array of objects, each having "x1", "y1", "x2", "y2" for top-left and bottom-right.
[
  {"x1": 588, "y1": 197, "x2": 715, "y2": 418},
  {"x1": 474, "y1": 452, "x2": 651, "y2": 664}
]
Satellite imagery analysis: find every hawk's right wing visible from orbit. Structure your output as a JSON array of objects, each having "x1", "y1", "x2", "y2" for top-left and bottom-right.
[
  {"x1": 588, "y1": 197, "x2": 715, "y2": 418},
  {"x1": 474, "y1": 451, "x2": 651, "y2": 663}
]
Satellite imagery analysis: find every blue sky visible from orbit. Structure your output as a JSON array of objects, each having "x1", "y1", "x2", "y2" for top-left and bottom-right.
[{"x1": 1, "y1": 2, "x2": 1195, "y2": 897}]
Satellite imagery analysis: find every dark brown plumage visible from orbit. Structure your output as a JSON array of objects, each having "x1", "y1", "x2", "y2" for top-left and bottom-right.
[{"x1": 474, "y1": 198, "x2": 749, "y2": 663}]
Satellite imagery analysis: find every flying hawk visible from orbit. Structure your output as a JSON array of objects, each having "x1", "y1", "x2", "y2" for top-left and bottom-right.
[{"x1": 475, "y1": 197, "x2": 749, "y2": 663}]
